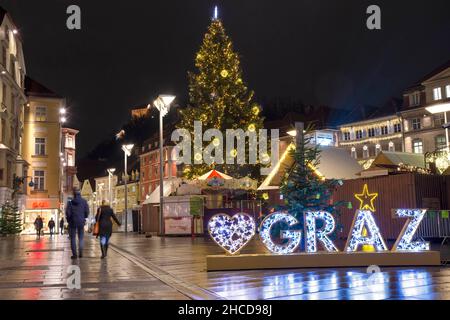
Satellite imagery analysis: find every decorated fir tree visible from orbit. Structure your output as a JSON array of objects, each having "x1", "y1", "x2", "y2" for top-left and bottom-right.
[
  {"x1": 0, "y1": 202, "x2": 22, "y2": 235},
  {"x1": 179, "y1": 10, "x2": 263, "y2": 179},
  {"x1": 280, "y1": 125, "x2": 343, "y2": 234}
]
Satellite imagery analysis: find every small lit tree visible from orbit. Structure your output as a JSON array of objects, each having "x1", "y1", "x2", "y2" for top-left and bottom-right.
[
  {"x1": 0, "y1": 202, "x2": 22, "y2": 236},
  {"x1": 280, "y1": 125, "x2": 343, "y2": 234}
]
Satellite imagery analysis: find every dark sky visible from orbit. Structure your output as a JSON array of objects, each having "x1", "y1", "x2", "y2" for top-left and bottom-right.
[{"x1": 1, "y1": 0, "x2": 450, "y2": 157}]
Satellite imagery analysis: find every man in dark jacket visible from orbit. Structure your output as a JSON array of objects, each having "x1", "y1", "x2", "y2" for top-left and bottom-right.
[
  {"x1": 66, "y1": 188, "x2": 89, "y2": 259},
  {"x1": 48, "y1": 218, "x2": 55, "y2": 237},
  {"x1": 59, "y1": 217, "x2": 65, "y2": 235}
]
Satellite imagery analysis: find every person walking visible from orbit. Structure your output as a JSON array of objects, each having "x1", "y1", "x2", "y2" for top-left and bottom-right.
[
  {"x1": 95, "y1": 200, "x2": 121, "y2": 259},
  {"x1": 34, "y1": 216, "x2": 43, "y2": 239},
  {"x1": 59, "y1": 217, "x2": 65, "y2": 235},
  {"x1": 48, "y1": 218, "x2": 55, "y2": 237},
  {"x1": 66, "y1": 188, "x2": 89, "y2": 260}
]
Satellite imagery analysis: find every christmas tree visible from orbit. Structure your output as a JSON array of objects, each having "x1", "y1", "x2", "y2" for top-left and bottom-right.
[
  {"x1": 179, "y1": 10, "x2": 263, "y2": 179},
  {"x1": 280, "y1": 126, "x2": 343, "y2": 235},
  {"x1": 0, "y1": 202, "x2": 22, "y2": 235}
]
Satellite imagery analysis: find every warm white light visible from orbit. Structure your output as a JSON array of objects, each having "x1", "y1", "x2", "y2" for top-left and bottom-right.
[
  {"x1": 122, "y1": 144, "x2": 134, "y2": 156},
  {"x1": 13, "y1": 29, "x2": 18, "y2": 35},
  {"x1": 60, "y1": 117, "x2": 67, "y2": 123},
  {"x1": 60, "y1": 108, "x2": 66, "y2": 115},
  {"x1": 154, "y1": 95, "x2": 176, "y2": 117},
  {"x1": 107, "y1": 168, "x2": 116, "y2": 175},
  {"x1": 287, "y1": 130, "x2": 297, "y2": 137},
  {"x1": 426, "y1": 103, "x2": 450, "y2": 114}
]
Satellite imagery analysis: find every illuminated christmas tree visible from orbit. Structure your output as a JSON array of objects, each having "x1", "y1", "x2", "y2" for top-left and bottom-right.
[{"x1": 179, "y1": 9, "x2": 263, "y2": 179}]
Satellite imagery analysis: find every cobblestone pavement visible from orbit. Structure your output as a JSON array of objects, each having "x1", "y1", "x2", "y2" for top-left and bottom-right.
[{"x1": 1, "y1": 233, "x2": 450, "y2": 300}]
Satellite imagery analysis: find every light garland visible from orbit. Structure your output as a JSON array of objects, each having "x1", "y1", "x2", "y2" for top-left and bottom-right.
[
  {"x1": 304, "y1": 211, "x2": 339, "y2": 253},
  {"x1": 345, "y1": 210, "x2": 388, "y2": 252},
  {"x1": 208, "y1": 213, "x2": 256, "y2": 255},
  {"x1": 392, "y1": 209, "x2": 430, "y2": 252},
  {"x1": 339, "y1": 133, "x2": 403, "y2": 146},
  {"x1": 259, "y1": 212, "x2": 302, "y2": 254}
]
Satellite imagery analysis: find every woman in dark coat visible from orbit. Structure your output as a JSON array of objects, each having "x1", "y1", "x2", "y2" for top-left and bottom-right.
[{"x1": 95, "y1": 201, "x2": 121, "y2": 259}]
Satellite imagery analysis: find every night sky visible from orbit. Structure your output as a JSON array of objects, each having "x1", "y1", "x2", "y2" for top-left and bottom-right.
[{"x1": 1, "y1": 0, "x2": 450, "y2": 157}]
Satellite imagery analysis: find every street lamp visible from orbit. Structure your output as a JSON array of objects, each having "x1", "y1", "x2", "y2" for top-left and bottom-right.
[
  {"x1": 153, "y1": 94, "x2": 176, "y2": 236},
  {"x1": 107, "y1": 168, "x2": 116, "y2": 206},
  {"x1": 426, "y1": 102, "x2": 450, "y2": 152},
  {"x1": 122, "y1": 144, "x2": 134, "y2": 233}
]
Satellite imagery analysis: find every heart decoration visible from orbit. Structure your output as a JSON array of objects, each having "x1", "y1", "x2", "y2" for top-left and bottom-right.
[{"x1": 208, "y1": 213, "x2": 256, "y2": 255}]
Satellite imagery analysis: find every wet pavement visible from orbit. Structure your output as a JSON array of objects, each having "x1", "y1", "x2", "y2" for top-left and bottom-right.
[{"x1": 0, "y1": 233, "x2": 450, "y2": 300}]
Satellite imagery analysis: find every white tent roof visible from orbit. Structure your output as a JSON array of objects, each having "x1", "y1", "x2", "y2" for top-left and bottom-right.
[
  {"x1": 258, "y1": 145, "x2": 362, "y2": 191},
  {"x1": 143, "y1": 180, "x2": 180, "y2": 204}
]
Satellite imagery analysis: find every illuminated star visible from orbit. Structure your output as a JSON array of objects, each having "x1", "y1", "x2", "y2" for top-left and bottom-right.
[{"x1": 354, "y1": 184, "x2": 378, "y2": 212}]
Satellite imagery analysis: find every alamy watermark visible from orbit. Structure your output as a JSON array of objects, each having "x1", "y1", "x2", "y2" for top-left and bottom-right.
[{"x1": 66, "y1": 265, "x2": 81, "y2": 290}]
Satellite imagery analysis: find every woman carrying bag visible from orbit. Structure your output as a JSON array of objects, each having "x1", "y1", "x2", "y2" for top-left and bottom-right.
[{"x1": 94, "y1": 200, "x2": 121, "y2": 259}]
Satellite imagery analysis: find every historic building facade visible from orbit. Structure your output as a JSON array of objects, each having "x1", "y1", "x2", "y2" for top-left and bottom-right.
[
  {"x1": 338, "y1": 115, "x2": 404, "y2": 168},
  {"x1": 0, "y1": 7, "x2": 27, "y2": 206},
  {"x1": 22, "y1": 78, "x2": 65, "y2": 234},
  {"x1": 401, "y1": 62, "x2": 450, "y2": 155}
]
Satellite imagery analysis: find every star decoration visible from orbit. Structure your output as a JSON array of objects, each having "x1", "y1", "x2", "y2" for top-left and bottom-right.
[{"x1": 354, "y1": 184, "x2": 378, "y2": 212}]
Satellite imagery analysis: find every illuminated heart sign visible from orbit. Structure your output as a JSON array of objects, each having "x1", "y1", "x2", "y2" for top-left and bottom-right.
[{"x1": 208, "y1": 213, "x2": 256, "y2": 255}]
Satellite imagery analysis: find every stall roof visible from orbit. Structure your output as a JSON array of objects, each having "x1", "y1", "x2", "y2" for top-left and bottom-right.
[
  {"x1": 198, "y1": 170, "x2": 233, "y2": 180},
  {"x1": 143, "y1": 180, "x2": 181, "y2": 204},
  {"x1": 258, "y1": 144, "x2": 362, "y2": 191}
]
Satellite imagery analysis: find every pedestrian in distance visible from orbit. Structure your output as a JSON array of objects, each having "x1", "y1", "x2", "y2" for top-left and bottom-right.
[
  {"x1": 59, "y1": 217, "x2": 65, "y2": 235},
  {"x1": 48, "y1": 218, "x2": 55, "y2": 237},
  {"x1": 95, "y1": 200, "x2": 121, "y2": 259},
  {"x1": 66, "y1": 188, "x2": 90, "y2": 260},
  {"x1": 34, "y1": 216, "x2": 44, "y2": 239}
]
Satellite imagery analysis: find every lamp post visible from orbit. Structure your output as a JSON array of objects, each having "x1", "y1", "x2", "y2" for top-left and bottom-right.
[
  {"x1": 122, "y1": 144, "x2": 134, "y2": 233},
  {"x1": 107, "y1": 168, "x2": 116, "y2": 205},
  {"x1": 153, "y1": 95, "x2": 176, "y2": 236}
]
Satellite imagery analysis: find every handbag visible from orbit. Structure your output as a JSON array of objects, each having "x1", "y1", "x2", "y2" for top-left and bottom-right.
[{"x1": 93, "y1": 208, "x2": 101, "y2": 236}]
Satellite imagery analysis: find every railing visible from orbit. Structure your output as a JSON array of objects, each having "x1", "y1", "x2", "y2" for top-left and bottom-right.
[{"x1": 417, "y1": 211, "x2": 450, "y2": 238}]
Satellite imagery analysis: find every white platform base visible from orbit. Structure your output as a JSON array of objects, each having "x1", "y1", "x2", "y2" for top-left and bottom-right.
[{"x1": 206, "y1": 251, "x2": 441, "y2": 271}]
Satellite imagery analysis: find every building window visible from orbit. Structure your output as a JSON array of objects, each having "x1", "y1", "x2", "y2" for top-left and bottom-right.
[
  {"x1": 34, "y1": 138, "x2": 46, "y2": 156},
  {"x1": 388, "y1": 142, "x2": 395, "y2": 152},
  {"x1": 381, "y1": 126, "x2": 388, "y2": 135},
  {"x1": 356, "y1": 130, "x2": 363, "y2": 140},
  {"x1": 433, "y1": 87, "x2": 442, "y2": 101},
  {"x1": 434, "y1": 113, "x2": 445, "y2": 127},
  {"x1": 410, "y1": 92, "x2": 420, "y2": 106},
  {"x1": 375, "y1": 144, "x2": 381, "y2": 155},
  {"x1": 35, "y1": 106, "x2": 47, "y2": 122},
  {"x1": 67, "y1": 153, "x2": 74, "y2": 167},
  {"x1": 435, "y1": 135, "x2": 447, "y2": 151},
  {"x1": 343, "y1": 132, "x2": 351, "y2": 141},
  {"x1": 368, "y1": 128, "x2": 376, "y2": 137},
  {"x1": 351, "y1": 147, "x2": 357, "y2": 159},
  {"x1": 394, "y1": 123, "x2": 402, "y2": 133},
  {"x1": 363, "y1": 146, "x2": 369, "y2": 159},
  {"x1": 413, "y1": 139, "x2": 423, "y2": 154},
  {"x1": 412, "y1": 118, "x2": 421, "y2": 131},
  {"x1": 33, "y1": 170, "x2": 45, "y2": 191}
]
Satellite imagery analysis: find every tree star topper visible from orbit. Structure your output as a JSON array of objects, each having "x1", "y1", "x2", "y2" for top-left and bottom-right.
[{"x1": 354, "y1": 184, "x2": 378, "y2": 212}]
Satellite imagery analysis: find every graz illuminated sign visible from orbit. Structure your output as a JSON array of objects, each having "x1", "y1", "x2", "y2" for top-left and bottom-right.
[{"x1": 207, "y1": 209, "x2": 429, "y2": 255}]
